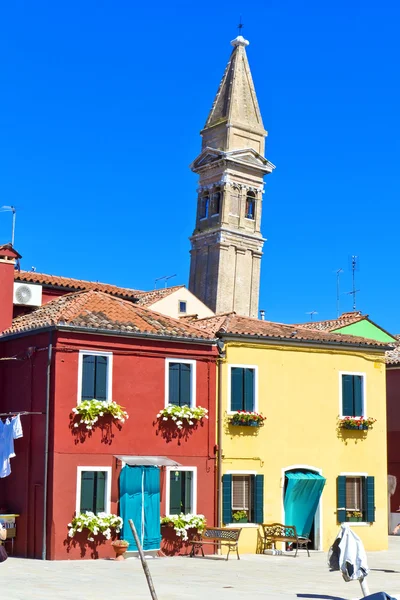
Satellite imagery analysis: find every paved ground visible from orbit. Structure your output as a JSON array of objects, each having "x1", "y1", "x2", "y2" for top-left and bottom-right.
[{"x1": 3, "y1": 537, "x2": 400, "y2": 600}]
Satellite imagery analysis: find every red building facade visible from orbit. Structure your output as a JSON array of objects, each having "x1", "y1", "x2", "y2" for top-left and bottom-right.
[{"x1": 0, "y1": 256, "x2": 218, "y2": 560}]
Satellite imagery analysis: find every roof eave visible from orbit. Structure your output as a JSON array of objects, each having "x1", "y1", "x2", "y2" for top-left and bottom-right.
[{"x1": 218, "y1": 332, "x2": 390, "y2": 352}]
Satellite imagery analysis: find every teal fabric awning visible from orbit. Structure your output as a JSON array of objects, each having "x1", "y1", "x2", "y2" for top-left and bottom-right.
[{"x1": 284, "y1": 471, "x2": 326, "y2": 538}]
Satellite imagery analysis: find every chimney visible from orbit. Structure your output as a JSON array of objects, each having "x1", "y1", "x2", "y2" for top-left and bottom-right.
[
  {"x1": 0, "y1": 244, "x2": 21, "y2": 333},
  {"x1": 259, "y1": 309, "x2": 265, "y2": 321}
]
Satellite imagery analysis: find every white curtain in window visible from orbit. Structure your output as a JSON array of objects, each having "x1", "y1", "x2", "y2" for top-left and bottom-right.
[{"x1": 232, "y1": 476, "x2": 251, "y2": 510}]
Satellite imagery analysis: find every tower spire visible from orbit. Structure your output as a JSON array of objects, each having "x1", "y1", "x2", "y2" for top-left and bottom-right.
[{"x1": 189, "y1": 36, "x2": 275, "y2": 318}]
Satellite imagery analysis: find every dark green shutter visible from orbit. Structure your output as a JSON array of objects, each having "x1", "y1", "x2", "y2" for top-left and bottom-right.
[
  {"x1": 337, "y1": 476, "x2": 346, "y2": 522},
  {"x1": 169, "y1": 363, "x2": 180, "y2": 405},
  {"x1": 95, "y1": 471, "x2": 106, "y2": 513},
  {"x1": 222, "y1": 474, "x2": 232, "y2": 524},
  {"x1": 180, "y1": 363, "x2": 191, "y2": 407},
  {"x1": 80, "y1": 471, "x2": 95, "y2": 512},
  {"x1": 244, "y1": 369, "x2": 255, "y2": 412},
  {"x1": 95, "y1": 356, "x2": 108, "y2": 401},
  {"x1": 253, "y1": 474, "x2": 264, "y2": 523},
  {"x1": 365, "y1": 476, "x2": 375, "y2": 522},
  {"x1": 354, "y1": 376, "x2": 363, "y2": 416},
  {"x1": 82, "y1": 355, "x2": 95, "y2": 401},
  {"x1": 231, "y1": 368, "x2": 244, "y2": 411},
  {"x1": 342, "y1": 375, "x2": 354, "y2": 416}
]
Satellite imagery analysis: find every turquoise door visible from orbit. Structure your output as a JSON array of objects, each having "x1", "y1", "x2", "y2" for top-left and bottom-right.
[
  {"x1": 284, "y1": 471, "x2": 326, "y2": 538},
  {"x1": 119, "y1": 465, "x2": 161, "y2": 551}
]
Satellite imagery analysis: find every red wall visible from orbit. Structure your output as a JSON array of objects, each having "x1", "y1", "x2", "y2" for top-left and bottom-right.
[
  {"x1": 387, "y1": 367, "x2": 400, "y2": 511},
  {"x1": 0, "y1": 330, "x2": 217, "y2": 560}
]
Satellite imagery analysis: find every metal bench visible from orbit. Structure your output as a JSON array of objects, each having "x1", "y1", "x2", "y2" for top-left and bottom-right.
[
  {"x1": 189, "y1": 527, "x2": 242, "y2": 560},
  {"x1": 261, "y1": 523, "x2": 310, "y2": 557}
]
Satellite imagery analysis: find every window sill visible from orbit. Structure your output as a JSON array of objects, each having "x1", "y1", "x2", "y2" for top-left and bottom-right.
[
  {"x1": 344, "y1": 522, "x2": 371, "y2": 527},
  {"x1": 226, "y1": 523, "x2": 260, "y2": 528}
]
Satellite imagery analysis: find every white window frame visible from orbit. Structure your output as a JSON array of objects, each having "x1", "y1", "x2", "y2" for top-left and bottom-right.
[
  {"x1": 75, "y1": 466, "x2": 112, "y2": 515},
  {"x1": 178, "y1": 300, "x2": 187, "y2": 314},
  {"x1": 165, "y1": 358, "x2": 196, "y2": 408},
  {"x1": 338, "y1": 371, "x2": 367, "y2": 418},
  {"x1": 339, "y1": 471, "x2": 370, "y2": 526},
  {"x1": 227, "y1": 364, "x2": 258, "y2": 414},
  {"x1": 77, "y1": 350, "x2": 113, "y2": 405},
  {"x1": 165, "y1": 466, "x2": 197, "y2": 516},
  {"x1": 225, "y1": 470, "x2": 259, "y2": 528}
]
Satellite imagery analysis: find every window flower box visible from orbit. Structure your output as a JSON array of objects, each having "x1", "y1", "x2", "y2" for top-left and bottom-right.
[
  {"x1": 68, "y1": 512, "x2": 123, "y2": 541},
  {"x1": 230, "y1": 411, "x2": 266, "y2": 427},
  {"x1": 157, "y1": 405, "x2": 208, "y2": 430},
  {"x1": 339, "y1": 416, "x2": 376, "y2": 431},
  {"x1": 160, "y1": 514, "x2": 206, "y2": 541},
  {"x1": 71, "y1": 399, "x2": 129, "y2": 430}
]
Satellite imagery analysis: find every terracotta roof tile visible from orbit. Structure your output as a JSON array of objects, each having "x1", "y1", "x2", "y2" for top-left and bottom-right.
[
  {"x1": 386, "y1": 335, "x2": 400, "y2": 365},
  {"x1": 14, "y1": 271, "x2": 184, "y2": 304},
  {"x1": 2, "y1": 290, "x2": 214, "y2": 341},
  {"x1": 294, "y1": 312, "x2": 366, "y2": 332},
  {"x1": 194, "y1": 313, "x2": 388, "y2": 348}
]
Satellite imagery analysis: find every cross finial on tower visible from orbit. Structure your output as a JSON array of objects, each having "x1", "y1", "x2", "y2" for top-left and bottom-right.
[{"x1": 238, "y1": 16, "x2": 243, "y2": 35}]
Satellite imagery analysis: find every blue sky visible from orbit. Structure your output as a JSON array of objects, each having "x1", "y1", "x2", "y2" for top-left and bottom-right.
[{"x1": 0, "y1": 1, "x2": 399, "y2": 331}]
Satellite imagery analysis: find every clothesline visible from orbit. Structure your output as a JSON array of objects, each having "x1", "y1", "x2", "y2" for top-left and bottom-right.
[{"x1": 0, "y1": 411, "x2": 45, "y2": 417}]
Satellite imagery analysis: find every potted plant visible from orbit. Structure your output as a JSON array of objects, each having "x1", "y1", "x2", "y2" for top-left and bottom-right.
[
  {"x1": 230, "y1": 411, "x2": 266, "y2": 427},
  {"x1": 71, "y1": 399, "x2": 129, "y2": 430},
  {"x1": 157, "y1": 405, "x2": 208, "y2": 430},
  {"x1": 232, "y1": 510, "x2": 248, "y2": 524},
  {"x1": 111, "y1": 539, "x2": 129, "y2": 560},
  {"x1": 346, "y1": 510, "x2": 363, "y2": 522},
  {"x1": 339, "y1": 416, "x2": 376, "y2": 431}
]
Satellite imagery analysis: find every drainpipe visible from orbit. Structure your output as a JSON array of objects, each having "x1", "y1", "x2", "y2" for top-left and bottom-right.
[
  {"x1": 216, "y1": 339, "x2": 225, "y2": 528},
  {"x1": 42, "y1": 330, "x2": 53, "y2": 560}
]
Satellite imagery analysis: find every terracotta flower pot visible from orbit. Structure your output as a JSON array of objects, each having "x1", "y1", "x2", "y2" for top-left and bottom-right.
[{"x1": 111, "y1": 542, "x2": 129, "y2": 561}]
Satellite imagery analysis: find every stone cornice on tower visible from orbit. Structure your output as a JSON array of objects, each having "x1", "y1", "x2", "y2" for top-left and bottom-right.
[{"x1": 202, "y1": 36, "x2": 266, "y2": 141}]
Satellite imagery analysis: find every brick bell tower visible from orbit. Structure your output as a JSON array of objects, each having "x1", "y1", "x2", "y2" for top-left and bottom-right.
[{"x1": 188, "y1": 35, "x2": 275, "y2": 318}]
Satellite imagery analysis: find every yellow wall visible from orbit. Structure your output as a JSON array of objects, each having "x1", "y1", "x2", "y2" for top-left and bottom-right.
[{"x1": 219, "y1": 341, "x2": 388, "y2": 553}]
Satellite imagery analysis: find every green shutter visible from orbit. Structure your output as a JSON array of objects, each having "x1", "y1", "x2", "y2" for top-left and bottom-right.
[
  {"x1": 169, "y1": 471, "x2": 181, "y2": 514},
  {"x1": 337, "y1": 476, "x2": 346, "y2": 522},
  {"x1": 82, "y1": 355, "x2": 95, "y2": 401},
  {"x1": 231, "y1": 368, "x2": 244, "y2": 411},
  {"x1": 95, "y1": 471, "x2": 106, "y2": 513},
  {"x1": 80, "y1": 471, "x2": 95, "y2": 512},
  {"x1": 169, "y1": 363, "x2": 180, "y2": 406},
  {"x1": 244, "y1": 369, "x2": 255, "y2": 412},
  {"x1": 222, "y1": 474, "x2": 232, "y2": 524},
  {"x1": 95, "y1": 356, "x2": 108, "y2": 401},
  {"x1": 180, "y1": 363, "x2": 191, "y2": 407},
  {"x1": 342, "y1": 375, "x2": 354, "y2": 416},
  {"x1": 253, "y1": 474, "x2": 264, "y2": 524},
  {"x1": 354, "y1": 376, "x2": 363, "y2": 417},
  {"x1": 365, "y1": 476, "x2": 375, "y2": 522}
]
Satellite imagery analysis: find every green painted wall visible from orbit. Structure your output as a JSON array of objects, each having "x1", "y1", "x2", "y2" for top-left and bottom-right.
[{"x1": 334, "y1": 319, "x2": 396, "y2": 342}]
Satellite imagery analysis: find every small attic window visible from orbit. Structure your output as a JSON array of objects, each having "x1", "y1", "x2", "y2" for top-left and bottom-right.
[
  {"x1": 179, "y1": 301, "x2": 187, "y2": 314},
  {"x1": 245, "y1": 191, "x2": 256, "y2": 220}
]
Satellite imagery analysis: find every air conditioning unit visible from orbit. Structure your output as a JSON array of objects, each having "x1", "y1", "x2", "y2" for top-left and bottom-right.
[{"x1": 13, "y1": 283, "x2": 42, "y2": 307}]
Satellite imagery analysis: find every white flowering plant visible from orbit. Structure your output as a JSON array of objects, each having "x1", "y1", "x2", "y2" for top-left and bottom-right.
[
  {"x1": 160, "y1": 513, "x2": 206, "y2": 541},
  {"x1": 71, "y1": 399, "x2": 129, "y2": 430},
  {"x1": 68, "y1": 512, "x2": 123, "y2": 542},
  {"x1": 157, "y1": 405, "x2": 208, "y2": 430}
]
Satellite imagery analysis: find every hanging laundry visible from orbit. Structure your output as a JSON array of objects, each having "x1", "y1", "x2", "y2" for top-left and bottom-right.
[{"x1": 0, "y1": 415, "x2": 24, "y2": 478}]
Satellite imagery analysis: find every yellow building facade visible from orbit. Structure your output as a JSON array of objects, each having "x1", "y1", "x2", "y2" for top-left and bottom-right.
[{"x1": 214, "y1": 326, "x2": 388, "y2": 554}]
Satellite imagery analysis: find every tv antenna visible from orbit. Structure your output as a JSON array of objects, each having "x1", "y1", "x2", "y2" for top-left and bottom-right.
[
  {"x1": 306, "y1": 311, "x2": 318, "y2": 321},
  {"x1": 154, "y1": 274, "x2": 177, "y2": 289},
  {"x1": 0, "y1": 205, "x2": 16, "y2": 246},
  {"x1": 346, "y1": 255, "x2": 360, "y2": 311},
  {"x1": 336, "y1": 268, "x2": 344, "y2": 318}
]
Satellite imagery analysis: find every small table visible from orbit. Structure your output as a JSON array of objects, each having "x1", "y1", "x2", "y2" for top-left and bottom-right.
[{"x1": 0, "y1": 514, "x2": 19, "y2": 556}]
